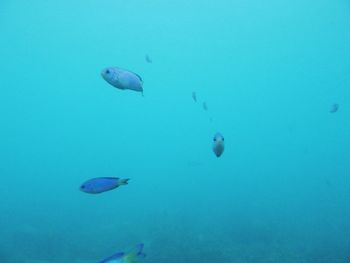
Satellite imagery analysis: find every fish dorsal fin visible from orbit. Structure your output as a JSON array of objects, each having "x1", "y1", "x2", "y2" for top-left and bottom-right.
[
  {"x1": 119, "y1": 67, "x2": 143, "y2": 82},
  {"x1": 126, "y1": 69, "x2": 142, "y2": 82},
  {"x1": 116, "y1": 66, "x2": 143, "y2": 83},
  {"x1": 134, "y1": 73, "x2": 143, "y2": 82}
]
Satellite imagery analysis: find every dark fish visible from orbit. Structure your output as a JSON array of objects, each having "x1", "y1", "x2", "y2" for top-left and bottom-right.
[
  {"x1": 202, "y1": 102, "x2": 208, "y2": 111},
  {"x1": 99, "y1": 243, "x2": 146, "y2": 263},
  {"x1": 80, "y1": 177, "x2": 129, "y2": 194},
  {"x1": 212, "y1": 132, "x2": 224, "y2": 157},
  {"x1": 330, "y1": 103, "x2": 339, "y2": 113},
  {"x1": 145, "y1": 54, "x2": 152, "y2": 63},
  {"x1": 192, "y1": 92, "x2": 197, "y2": 102}
]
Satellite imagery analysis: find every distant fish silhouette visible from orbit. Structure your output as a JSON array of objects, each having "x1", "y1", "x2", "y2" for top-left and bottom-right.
[
  {"x1": 145, "y1": 54, "x2": 152, "y2": 63},
  {"x1": 202, "y1": 102, "x2": 208, "y2": 111},
  {"x1": 330, "y1": 103, "x2": 339, "y2": 113},
  {"x1": 192, "y1": 92, "x2": 197, "y2": 102}
]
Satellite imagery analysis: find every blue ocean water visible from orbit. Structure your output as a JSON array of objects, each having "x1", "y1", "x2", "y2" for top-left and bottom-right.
[{"x1": 1, "y1": 0, "x2": 350, "y2": 262}]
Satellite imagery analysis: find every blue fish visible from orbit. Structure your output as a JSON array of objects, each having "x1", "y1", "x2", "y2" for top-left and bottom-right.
[
  {"x1": 212, "y1": 132, "x2": 225, "y2": 158},
  {"x1": 330, "y1": 103, "x2": 339, "y2": 113},
  {"x1": 145, "y1": 54, "x2": 152, "y2": 63},
  {"x1": 101, "y1": 67, "x2": 143, "y2": 94},
  {"x1": 99, "y1": 243, "x2": 146, "y2": 263},
  {"x1": 80, "y1": 177, "x2": 129, "y2": 194},
  {"x1": 192, "y1": 91, "x2": 197, "y2": 102},
  {"x1": 203, "y1": 102, "x2": 208, "y2": 111}
]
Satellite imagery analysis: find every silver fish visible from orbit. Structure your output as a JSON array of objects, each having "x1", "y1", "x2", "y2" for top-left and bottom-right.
[
  {"x1": 101, "y1": 67, "x2": 143, "y2": 94},
  {"x1": 212, "y1": 132, "x2": 224, "y2": 157}
]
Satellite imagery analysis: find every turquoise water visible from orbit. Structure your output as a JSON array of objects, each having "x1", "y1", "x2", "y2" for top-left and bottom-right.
[{"x1": 1, "y1": 0, "x2": 350, "y2": 262}]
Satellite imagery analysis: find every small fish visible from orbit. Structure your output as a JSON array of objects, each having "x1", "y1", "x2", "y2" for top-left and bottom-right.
[
  {"x1": 99, "y1": 243, "x2": 146, "y2": 263},
  {"x1": 325, "y1": 179, "x2": 332, "y2": 187},
  {"x1": 145, "y1": 54, "x2": 152, "y2": 63},
  {"x1": 212, "y1": 132, "x2": 224, "y2": 157},
  {"x1": 203, "y1": 102, "x2": 208, "y2": 111},
  {"x1": 80, "y1": 177, "x2": 129, "y2": 194},
  {"x1": 330, "y1": 103, "x2": 339, "y2": 113},
  {"x1": 101, "y1": 67, "x2": 143, "y2": 94},
  {"x1": 192, "y1": 91, "x2": 197, "y2": 102}
]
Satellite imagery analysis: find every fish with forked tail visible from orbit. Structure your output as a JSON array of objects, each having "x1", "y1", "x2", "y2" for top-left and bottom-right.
[{"x1": 80, "y1": 177, "x2": 129, "y2": 194}]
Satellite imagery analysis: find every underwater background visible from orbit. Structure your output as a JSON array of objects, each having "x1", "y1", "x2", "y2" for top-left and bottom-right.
[{"x1": 1, "y1": 0, "x2": 350, "y2": 262}]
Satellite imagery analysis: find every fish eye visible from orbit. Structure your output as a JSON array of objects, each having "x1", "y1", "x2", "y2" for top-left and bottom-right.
[
  {"x1": 81, "y1": 185, "x2": 85, "y2": 189},
  {"x1": 105, "y1": 69, "x2": 110, "y2": 74},
  {"x1": 213, "y1": 138, "x2": 216, "y2": 141}
]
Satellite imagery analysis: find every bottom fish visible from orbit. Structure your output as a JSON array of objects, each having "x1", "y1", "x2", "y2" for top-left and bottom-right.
[{"x1": 99, "y1": 243, "x2": 146, "y2": 263}]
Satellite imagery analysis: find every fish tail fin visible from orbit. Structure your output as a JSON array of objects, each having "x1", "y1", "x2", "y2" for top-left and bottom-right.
[
  {"x1": 135, "y1": 243, "x2": 146, "y2": 258},
  {"x1": 119, "y1": 178, "x2": 130, "y2": 185}
]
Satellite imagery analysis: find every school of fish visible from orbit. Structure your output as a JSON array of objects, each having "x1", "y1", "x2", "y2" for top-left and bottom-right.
[
  {"x1": 80, "y1": 60, "x2": 227, "y2": 261},
  {"x1": 82, "y1": 56, "x2": 338, "y2": 261}
]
